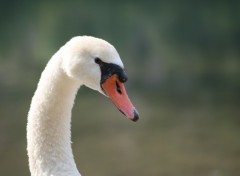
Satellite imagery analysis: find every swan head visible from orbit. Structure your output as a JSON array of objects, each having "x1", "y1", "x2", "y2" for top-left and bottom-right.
[{"x1": 61, "y1": 36, "x2": 139, "y2": 121}]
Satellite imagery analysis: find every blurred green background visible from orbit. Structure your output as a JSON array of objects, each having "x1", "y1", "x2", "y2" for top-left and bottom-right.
[{"x1": 0, "y1": 1, "x2": 240, "y2": 175}]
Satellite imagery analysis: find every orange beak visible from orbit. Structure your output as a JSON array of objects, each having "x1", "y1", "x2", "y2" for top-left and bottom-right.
[{"x1": 101, "y1": 74, "x2": 139, "y2": 121}]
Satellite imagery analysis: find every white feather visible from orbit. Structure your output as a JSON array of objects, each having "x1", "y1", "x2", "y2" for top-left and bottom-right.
[{"x1": 27, "y1": 36, "x2": 124, "y2": 176}]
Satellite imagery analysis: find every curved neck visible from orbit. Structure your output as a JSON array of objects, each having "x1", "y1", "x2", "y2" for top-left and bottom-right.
[{"x1": 27, "y1": 55, "x2": 81, "y2": 176}]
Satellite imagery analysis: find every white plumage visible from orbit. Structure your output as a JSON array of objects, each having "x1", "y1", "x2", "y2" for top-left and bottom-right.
[{"x1": 27, "y1": 36, "x2": 138, "y2": 176}]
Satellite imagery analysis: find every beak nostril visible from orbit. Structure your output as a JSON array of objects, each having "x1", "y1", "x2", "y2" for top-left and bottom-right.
[{"x1": 116, "y1": 82, "x2": 122, "y2": 95}]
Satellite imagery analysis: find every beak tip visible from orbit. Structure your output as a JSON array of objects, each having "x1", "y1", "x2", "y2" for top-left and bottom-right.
[{"x1": 132, "y1": 109, "x2": 139, "y2": 122}]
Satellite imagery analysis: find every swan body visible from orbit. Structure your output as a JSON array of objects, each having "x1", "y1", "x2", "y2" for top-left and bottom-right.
[{"x1": 27, "y1": 36, "x2": 139, "y2": 176}]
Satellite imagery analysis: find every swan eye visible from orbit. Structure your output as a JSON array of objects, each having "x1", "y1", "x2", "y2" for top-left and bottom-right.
[{"x1": 95, "y1": 57, "x2": 102, "y2": 65}]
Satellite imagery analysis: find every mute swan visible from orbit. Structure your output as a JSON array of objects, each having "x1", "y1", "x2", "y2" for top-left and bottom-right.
[{"x1": 27, "y1": 36, "x2": 139, "y2": 176}]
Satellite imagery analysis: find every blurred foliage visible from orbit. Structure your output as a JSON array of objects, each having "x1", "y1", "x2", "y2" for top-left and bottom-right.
[
  {"x1": 1, "y1": 0, "x2": 239, "y2": 103},
  {"x1": 0, "y1": 1, "x2": 240, "y2": 176}
]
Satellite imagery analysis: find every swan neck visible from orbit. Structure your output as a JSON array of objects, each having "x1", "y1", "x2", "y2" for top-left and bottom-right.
[{"x1": 27, "y1": 55, "x2": 81, "y2": 176}]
